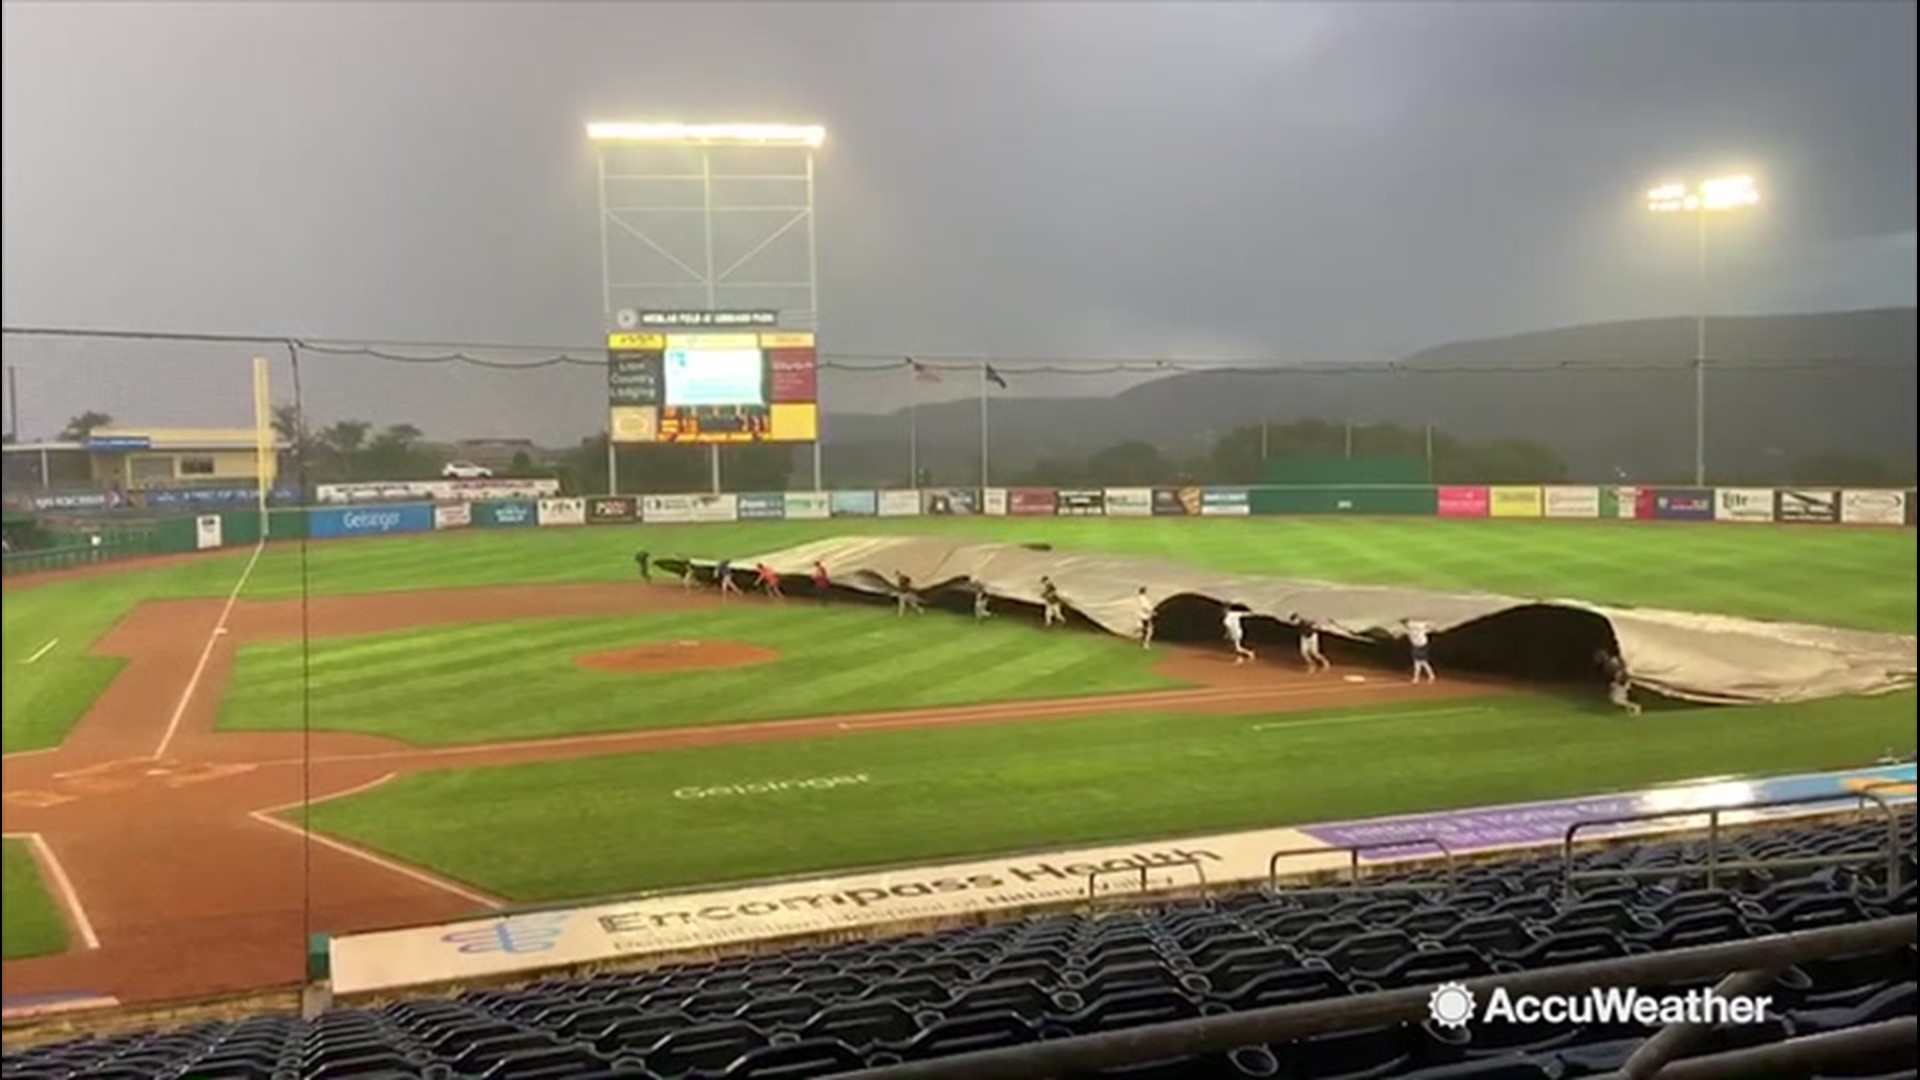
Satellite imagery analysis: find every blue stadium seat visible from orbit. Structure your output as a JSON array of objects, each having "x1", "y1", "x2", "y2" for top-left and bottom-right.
[
  {"x1": 1789, "y1": 980, "x2": 1918, "y2": 1035},
  {"x1": 796, "y1": 998, "x2": 922, "y2": 1048},
  {"x1": 718, "y1": 1037, "x2": 865, "y2": 1078},
  {"x1": 638, "y1": 1019, "x2": 766, "y2": 1076},
  {"x1": 891, "y1": 1011, "x2": 1040, "y2": 1060}
]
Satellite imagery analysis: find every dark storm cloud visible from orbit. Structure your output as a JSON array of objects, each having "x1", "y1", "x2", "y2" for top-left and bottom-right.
[{"x1": 2, "y1": 1, "x2": 1912, "y2": 440}]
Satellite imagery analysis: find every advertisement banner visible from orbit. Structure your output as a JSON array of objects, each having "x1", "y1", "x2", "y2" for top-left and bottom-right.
[
  {"x1": 1200, "y1": 488, "x2": 1252, "y2": 517},
  {"x1": 1251, "y1": 487, "x2": 1436, "y2": 515},
  {"x1": 1840, "y1": 489, "x2": 1907, "y2": 526},
  {"x1": 1436, "y1": 486, "x2": 1490, "y2": 518},
  {"x1": 1104, "y1": 488, "x2": 1153, "y2": 517},
  {"x1": 983, "y1": 488, "x2": 1009, "y2": 516},
  {"x1": 1775, "y1": 490, "x2": 1839, "y2": 524},
  {"x1": 829, "y1": 491, "x2": 877, "y2": 517},
  {"x1": 737, "y1": 494, "x2": 787, "y2": 521},
  {"x1": 1713, "y1": 488, "x2": 1775, "y2": 523},
  {"x1": 309, "y1": 504, "x2": 434, "y2": 539},
  {"x1": 1488, "y1": 486, "x2": 1544, "y2": 519},
  {"x1": 1008, "y1": 488, "x2": 1058, "y2": 516},
  {"x1": 536, "y1": 498, "x2": 587, "y2": 527},
  {"x1": 1635, "y1": 488, "x2": 1660, "y2": 520},
  {"x1": 782, "y1": 492, "x2": 830, "y2": 521},
  {"x1": 433, "y1": 503, "x2": 472, "y2": 530},
  {"x1": 29, "y1": 491, "x2": 123, "y2": 511},
  {"x1": 641, "y1": 495, "x2": 694, "y2": 524},
  {"x1": 922, "y1": 489, "x2": 978, "y2": 515},
  {"x1": 144, "y1": 486, "x2": 301, "y2": 509},
  {"x1": 315, "y1": 479, "x2": 559, "y2": 505},
  {"x1": 586, "y1": 496, "x2": 637, "y2": 524},
  {"x1": 1652, "y1": 488, "x2": 1714, "y2": 521},
  {"x1": 877, "y1": 490, "x2": 922, "y2": 517},
  {"x1": 1152, "y1": 488, "x2": 1198, "y2": 515},
  {"x1": 474, "y1": 500, "x2": 538, "y2": 528},
  {"x1": 689, "y1": 494, "x2": 740, "y2": 523},
  {"x1": 766, "y1": 349, "x2": 818, "y2": 403},
  {"x1": 1543, "y1": 486, "x2": 1601, "y2": 519},
  {"x1": 194, "y1": 514, "x2": 223, "y2": 551},
  {"x1": 1056, "y1": 490, "x2": 1106, "y2": 517}
]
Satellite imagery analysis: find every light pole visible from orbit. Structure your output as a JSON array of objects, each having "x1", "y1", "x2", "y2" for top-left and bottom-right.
[{"x1": 1646, "y1": 174, "x2": 1760, "y2": 486}]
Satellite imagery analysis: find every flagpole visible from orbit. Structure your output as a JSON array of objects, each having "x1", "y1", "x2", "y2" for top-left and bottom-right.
[
  {"x1": 907, "y1": 362, "x2": 919, "y2": 487},
  {"x1": 979, "y1": 358, "x2": 989, "y2": 489}
]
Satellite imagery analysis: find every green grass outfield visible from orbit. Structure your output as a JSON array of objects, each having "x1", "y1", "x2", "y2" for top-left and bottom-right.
[
  {"x1": 5, "y1": 518, "x2": 1914, "y2": 754},
  {"x1": 1, "y1": 840, "x2": 70, "y2": 960},
  {"x1": 305, "y1": 691, "x2": 1910, "y2": 903},
  {"x1": 219, "y1": 608, "x2": 1185, "y2": 744}
]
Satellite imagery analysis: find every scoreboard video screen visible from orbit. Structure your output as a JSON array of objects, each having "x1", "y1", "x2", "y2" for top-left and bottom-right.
[{"x1": 607, "y1": 327, "x2": 819, "y2": 445}]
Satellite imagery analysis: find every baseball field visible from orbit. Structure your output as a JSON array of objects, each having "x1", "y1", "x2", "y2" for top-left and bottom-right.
[{"x1": 2, "y1": 516, "x2": 1914, "y2": 1002}]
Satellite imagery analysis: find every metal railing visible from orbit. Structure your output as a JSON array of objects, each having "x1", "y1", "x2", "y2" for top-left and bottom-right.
[
  {"x1": 839, "y1": 915, "x2": 1915, "y2": 1079},
  {"x1": 0, "y1": 533, "x2": 155, "y2": 576},
  {"x1": 1561, "y1": 791, "x2": 1906, "y2": 900},
  {"x1": 1267, "y1": 837, "x2": 1456, "y2": 895},
  {"x1": 1083, "y1": 857, "x2": 1209, "y2": 911}
]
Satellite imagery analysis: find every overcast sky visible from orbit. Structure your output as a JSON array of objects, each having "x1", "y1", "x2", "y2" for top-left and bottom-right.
[{"x1": 2, "y1": 1, "x2": 1914, "y2": 439}]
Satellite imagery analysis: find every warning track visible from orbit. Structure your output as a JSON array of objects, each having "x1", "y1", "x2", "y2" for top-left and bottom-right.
[{"x1": 1, "y1": 582, "x2": 1503, "y2": 1007}]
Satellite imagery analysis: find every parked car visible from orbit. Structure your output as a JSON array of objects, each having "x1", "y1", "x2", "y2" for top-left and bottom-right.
[{"x1": 441, "y1": 461, "x2": 494, "y2": 479}]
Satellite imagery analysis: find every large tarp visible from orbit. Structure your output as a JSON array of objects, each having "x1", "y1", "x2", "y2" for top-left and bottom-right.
[{"x1": 712, "y1": 536, "x2": 1917, "y2": 705}]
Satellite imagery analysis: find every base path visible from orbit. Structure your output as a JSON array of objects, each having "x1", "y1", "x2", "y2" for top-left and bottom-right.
[{"x1": 1, "y1": 582, "x2": 1507, "y2": 1008}]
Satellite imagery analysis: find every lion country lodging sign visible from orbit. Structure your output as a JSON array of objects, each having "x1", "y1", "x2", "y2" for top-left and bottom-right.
[{"x1": 326, "y1": 763, "x2": 1911, "y2": 996}]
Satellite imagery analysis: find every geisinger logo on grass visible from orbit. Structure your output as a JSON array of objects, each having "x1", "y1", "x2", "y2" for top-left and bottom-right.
[{"x1": 1427, "y1": 981, "x2": 1772, "y2": 1029}]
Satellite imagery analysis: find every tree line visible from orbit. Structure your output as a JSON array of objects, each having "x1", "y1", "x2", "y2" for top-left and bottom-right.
[
  {"x1": 43, "y1": 409, "x2": 1904, "y2": 492},
  {"x1": 1000, "y1": 421, "x2": 1567, "y2": 488}
]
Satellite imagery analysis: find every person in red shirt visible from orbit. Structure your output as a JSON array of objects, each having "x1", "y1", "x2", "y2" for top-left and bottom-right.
[
  {"x1": 811, "y1": 560, "x2": 832, "y2": 596},
  {"x1": 755, "y1": 562, "x2": 784, "y2": 599}
]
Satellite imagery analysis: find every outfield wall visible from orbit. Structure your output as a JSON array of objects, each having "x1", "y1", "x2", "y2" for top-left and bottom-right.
[{"x1": 3, "y1": 482, "x2": 1912, "y2": 572}]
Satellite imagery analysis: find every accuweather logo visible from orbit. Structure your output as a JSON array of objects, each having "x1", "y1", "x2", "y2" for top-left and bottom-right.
[{"x1": 1427, "y1": 981, "x2": 1772, "y2": 1029}]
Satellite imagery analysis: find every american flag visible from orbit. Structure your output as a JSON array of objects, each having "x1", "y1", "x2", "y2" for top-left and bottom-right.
[{"x1": 909, "y1": 358, "x2": 942, "y2": 383}]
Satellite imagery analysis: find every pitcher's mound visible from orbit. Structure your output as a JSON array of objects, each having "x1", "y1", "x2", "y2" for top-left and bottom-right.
[{"x1": 575, "y1": 641, "x2": 781, "y2": 674}]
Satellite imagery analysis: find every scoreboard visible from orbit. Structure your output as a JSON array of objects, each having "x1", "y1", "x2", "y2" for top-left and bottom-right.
[{"x1": 607, "y1": 329, "x2": 819, "y2": 444}]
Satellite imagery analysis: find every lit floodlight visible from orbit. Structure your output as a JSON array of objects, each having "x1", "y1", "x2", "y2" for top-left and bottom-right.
[
  {"x1": 1647, "y1": 175, "x2": 1759, "y2": 213},
  {"x1": 585, "y1": 122, "x2": 826, "y2": 148},
  {"x1": 1640, "y1": 168, "x2": 1764, "y2": 488}
]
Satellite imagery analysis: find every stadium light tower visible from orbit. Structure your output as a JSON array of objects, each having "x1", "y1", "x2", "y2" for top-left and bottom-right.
[
  {"x1": 587, "y1": 121, "x2": 826, "y2": 493},
  {"x1": 1646, "y1": 174, "x2": 1760, "y2": 487}
]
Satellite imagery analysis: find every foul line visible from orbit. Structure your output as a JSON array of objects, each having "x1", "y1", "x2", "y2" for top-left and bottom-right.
[
  {"x1": 22, "y1": 639, "x2": 59, "y2": 665},
  {"x1": 247, "y1": 773, "x2": 506, "y2": 910},
  {"x1": 152, "y1": 539, "x2": 266, "y2": 760},
  {"x1": 3, "y1": 831, "x2": 101, "y2": 950},
  {"x1": 1250, "y1": 705, "x2": 1490, "y2": 732}
]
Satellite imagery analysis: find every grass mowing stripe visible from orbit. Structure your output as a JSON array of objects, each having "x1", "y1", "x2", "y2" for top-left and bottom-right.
[
  {"x1": 222, "y1": 608, "x2": 1184, "y2": 744},
  {"x1": 306, "y1": 689, "x2": 1914, "y2": 903},
  {"x1": 1248, "y1": 705, "x2": 1489, "y2": 730}
]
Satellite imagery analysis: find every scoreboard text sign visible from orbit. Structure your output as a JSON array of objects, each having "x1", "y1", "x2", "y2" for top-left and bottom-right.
[{"x1": 637, "y1": 310, "x2": 778, "y2": 328}]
